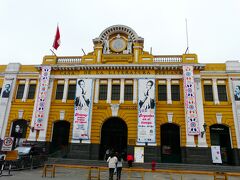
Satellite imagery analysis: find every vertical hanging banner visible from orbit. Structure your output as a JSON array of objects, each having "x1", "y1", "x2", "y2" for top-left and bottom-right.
[
  {"x1": 1, "y1": 80, "x2": 12, "y2": 99},
  {"x1": 233, "y1": 80, "x2": 240, "y2": 101},
  {"x1": 183, "y1": 66, "x2": 200, "y2": 135},
  {"x1": 137, "y1": 79, "x2": 156, "y2": 143},
  {"x1": 34, "y1": 66, "x2": 51, "y2": 130},
  {"x1": 73, "y1": 79, "x2": 93, "y2": 140}
]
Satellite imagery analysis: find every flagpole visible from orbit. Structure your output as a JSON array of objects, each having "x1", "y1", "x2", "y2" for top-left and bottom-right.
[{"x1": 50, "y1": 49, "x2": 56, "y2": 56}]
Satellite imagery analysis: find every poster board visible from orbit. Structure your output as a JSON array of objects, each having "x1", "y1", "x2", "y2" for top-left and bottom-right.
[
  {"x1": 211, "y1": 146, "x2": 222, "y2": 164},
  {"x1": 134, "y1": 146, "x2": 144, "y2": 163}
]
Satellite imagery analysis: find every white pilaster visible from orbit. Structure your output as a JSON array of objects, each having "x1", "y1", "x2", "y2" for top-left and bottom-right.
[
  {"x1": 134, "y1": 50, "x2": 139, "y2": 63},
  {"x1": 62, "y1": 78, "x2": 69, "y2": 103},
  {"x1": 22, "y1": 79, "x2": 30, "y2": 102},
  {"x1": 212, "y1": 78, "x2": 220, "y2": 104},
  {"x1": 37, "y1": 79, "x2": 54, "y2": 141},
  {"x1": 120, "y1": 79, "x2": 124, "y2": 104},
  {"x1": 94, "y1": 79, "x2": 99, "y2": 103},
  {"x1": 97, "y1": 50, "x2": 101, "y2": 63},
  {"x1": 195, "y1": 78, "x2": 208, "y2": 147},
  {"x1": 107, "y1": 79, "x2": 112, "y2": 103},
  {"x1": 133, "y1": 79, "x2": 137, "y2": 104},
  {"x1": 167, "y1": 78, "x2": 172, "y2": 104}
]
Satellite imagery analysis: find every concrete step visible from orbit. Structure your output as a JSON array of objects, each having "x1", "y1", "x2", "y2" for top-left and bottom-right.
[{"x1": 46, "y1": 158, "x2": 240, "y2": 173}]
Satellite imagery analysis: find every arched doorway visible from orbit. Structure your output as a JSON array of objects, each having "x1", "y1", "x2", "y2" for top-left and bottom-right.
[
  {"x1": 50, "y1": 120, "x2": 70, "y2": 154},
  {"x1": 10, "y1": 119, "x2": 28, "y2": 148},
  {"x1": 161, "y1": 123, "x2": 181, "y2": 163},
  {"x1": 99, "y1": 117, "x2": 128, "y2": 160},
  {"x1": 210, "y1": 124, "x2": 232, "y2": 164}
]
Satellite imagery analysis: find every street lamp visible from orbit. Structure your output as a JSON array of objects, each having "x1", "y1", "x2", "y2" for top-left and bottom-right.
[{"x1": 201, "y1": 123, "x2": 207, "y2": 138}]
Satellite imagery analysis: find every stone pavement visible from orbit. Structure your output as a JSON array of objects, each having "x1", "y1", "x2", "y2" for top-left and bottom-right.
[{"x1": 2, "y1": 167, "x2": 240, "y2": 180}]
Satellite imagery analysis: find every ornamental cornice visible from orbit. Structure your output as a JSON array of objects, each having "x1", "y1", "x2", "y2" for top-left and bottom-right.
[{"x1": 36, "y1": 64, "x2": 205, "y2": 71}]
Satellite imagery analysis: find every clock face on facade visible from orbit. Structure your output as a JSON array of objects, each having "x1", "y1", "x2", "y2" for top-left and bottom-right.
[{"x1": 110, "y1": 38, "x2": 127, "y2": 52}]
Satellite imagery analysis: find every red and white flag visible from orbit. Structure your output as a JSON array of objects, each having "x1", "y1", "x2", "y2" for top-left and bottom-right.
[{"x1": 52, "y1": 26, "x2": 60, "y2": 50}]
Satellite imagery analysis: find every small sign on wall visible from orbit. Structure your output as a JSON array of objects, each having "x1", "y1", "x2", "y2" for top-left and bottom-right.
[
  {"x1": 134, "y1": 146, "x2": 144, "y2": 163},
  {"x1": 1, "y1": 137, "x2": 14, "y2": 151},
  {"x1": 211, "y1": 146, "x2": 222, "y2": 164}
]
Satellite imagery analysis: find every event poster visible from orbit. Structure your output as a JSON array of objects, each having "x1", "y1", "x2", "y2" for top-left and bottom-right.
[
  {"x1": 134, "y1": 146, "x2": 144, "y2": 163},
  {"x1": 72, "y1": 79, "x2": 93, "y2": 140},
  {"x1": 137, "y1": 79, "x2": 156, "y2": 143},
  {"x1": 211, "y1": 146, "x2": 222, "y2": 164},
  {"x1": 1, "y1": 80, "x2": 12, "y2": 99},
  {"x1": 34, "y1": 66, "x2": 51, "y2": 130},
  {"x1": 233, "y1": 80, "x2": 240, "y2": 101},
  {"x1": 183, "y1": 65, "x2": 200, "y2": 135}
]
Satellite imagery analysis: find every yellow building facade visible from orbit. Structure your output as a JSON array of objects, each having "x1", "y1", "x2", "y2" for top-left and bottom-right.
[{"x1": 0, "y1": 25, "x2": 240, "y2": 165}]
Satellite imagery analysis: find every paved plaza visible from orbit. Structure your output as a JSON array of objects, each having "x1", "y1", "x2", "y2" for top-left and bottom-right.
[{"x1": 1, "y1": 167, "x2": 240, "y2": 180}]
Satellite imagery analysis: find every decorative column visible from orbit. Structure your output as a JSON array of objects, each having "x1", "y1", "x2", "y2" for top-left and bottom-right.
[
  {"x1": 120, "y1": 79, "x2": 124, "y2": 103},
  {"x1": 167, "y1": 78, "x2": 172, "y2": 104},
  {"x1": 107, "y1": 79, "x2": 112, "y2": 103},
  {"x1": 62, "y1": 78, "x2": 69, "y2": 103},
  {"x1": 212, "y1": 78, "x2": 220, "y2": 104},
  {"x1": 22, "y1": 79, "x2": 30, "y2": 102},
  {"x1": 195, "y1": 78, "x2": 208, "y2": 147},
  {"x1": 94, "y1": 79, "x2": 99, "y2": 103},
  {"x1": 133, "y1": 79, "x2": 137, "y2": 104}
]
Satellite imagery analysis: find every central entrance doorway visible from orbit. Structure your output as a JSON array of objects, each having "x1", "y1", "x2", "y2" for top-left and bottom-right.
[
  {"x1": 99, "y1": 117, "x2": 127, "y2": 160},
  {"x1": 50, "y1": 120, "x2": 70, "y2": 154},
  {"x1": 161, "y1": 123, "x2": 181, "y2": 163}
]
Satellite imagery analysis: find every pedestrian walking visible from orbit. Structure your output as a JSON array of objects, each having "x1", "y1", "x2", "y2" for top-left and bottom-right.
[
  {"x1": 127, "y1": 154, "x2": 134, "y2": 168},
  {"x1": 107, "y1": 153, "x2": 118, "y2": 180},
  {"x1": 116, "y1": 152, "x2": 123, "y2": 180}
]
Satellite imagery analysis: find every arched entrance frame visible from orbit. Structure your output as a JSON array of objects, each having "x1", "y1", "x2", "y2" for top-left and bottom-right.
[
  {"x1": 160, "y1": 122, "x2": 181, "y2": 146},
  {"x1": 99, "y1": 116, "x2": 128, "y2": 160}
]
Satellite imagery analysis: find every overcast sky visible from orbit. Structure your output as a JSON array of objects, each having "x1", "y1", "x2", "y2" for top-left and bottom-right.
[{"x1": 1, "y1": 0, "x2": 240, "y2": 65}]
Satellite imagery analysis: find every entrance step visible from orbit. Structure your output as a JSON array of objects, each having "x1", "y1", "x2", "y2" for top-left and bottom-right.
[{"x1": 46, "y1": 158, "x2": 240, "y2": 173}]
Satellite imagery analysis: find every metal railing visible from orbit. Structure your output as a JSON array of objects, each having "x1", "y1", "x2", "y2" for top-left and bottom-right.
[
  {"x1": 57, "y1": 57, "x2": 82, "y2": 63},
  {"x1": 153, "y1": 55, "x2": 182, "y2": 63}
]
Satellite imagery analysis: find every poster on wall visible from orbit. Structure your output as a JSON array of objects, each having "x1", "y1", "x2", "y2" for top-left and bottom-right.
[
  {"x1": 72, "y1": 79, "x2": 93, "y2": 140},
  {"x1": 134, "y1": 146, "x2": 144, "y2": 163},
  {"x1": 34, "y1": 66, "x2": 51, "y2": 130},
  {"x1": 183, "y1": 65, "x2": 200, "y2": 135},
  {"x1": 137, "y1": 79, "x2": 156, "y2": 143},
  {"x1": 1, "y1": 80, "x2": 12, "y2": 99},
  {"x1": 233, "y1": 80, "x2": 240, "y2": 101},
  {"x1": 211, "y1": 146, "x2": 222, "y2": 164}
]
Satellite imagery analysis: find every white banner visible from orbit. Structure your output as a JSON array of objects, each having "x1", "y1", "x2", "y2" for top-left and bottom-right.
[
  {"x1": 233, "y1": 81, "x2": 240, "y2": 101},
  {"x1": 72, "y1": 79, "x2": 93, "y2": 140},
  {"x1": 1, "y1": 80, "x2": 13, "y2": 99},
  {"x1": 211, "y1": 146, "x2": 222, "y2": 164},
  {"x1": 137, "y1": 79, "x2": 156, "y2": 143},
  {"x1": 34, "y1": 66, "x2": 51, "y2": 130}
]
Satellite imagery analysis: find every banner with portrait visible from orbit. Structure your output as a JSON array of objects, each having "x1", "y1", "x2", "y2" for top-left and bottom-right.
[
  {"x1": 233, "y1": 80, "x2": 240, "y2": 101},
  {"x1": 72, "y1": 79, "x2": 93, "y2": 140},
  {"x1": 34, "y1": 66, "x2": 51, "y2": 130},
  {"x1": 183, "y1": 65, "x2": 200, "y2": 135},
  {"x1": 137, "y1": 79, "x2": 156, "y2": 143},
  {"x1": 1, "y1": 80, "x2": 13, "y2": 99}
]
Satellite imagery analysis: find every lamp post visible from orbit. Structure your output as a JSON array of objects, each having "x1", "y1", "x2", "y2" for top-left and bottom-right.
[{"x1": 201, "y1": 123, "x2": 207, "y2": 138}]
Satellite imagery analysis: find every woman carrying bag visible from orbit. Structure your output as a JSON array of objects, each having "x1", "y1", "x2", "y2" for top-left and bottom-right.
[{"x1": 107, "y1": 153, "x2": 118, "y2": 180}]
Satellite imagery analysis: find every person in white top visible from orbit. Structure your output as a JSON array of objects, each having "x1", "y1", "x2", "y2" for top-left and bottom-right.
[
  {"x1": 107, "y1": 153, "x2": 118, "y2": 180},
  {"x1": 116, "y1": 152, "x2": 124, "y2": 180}
]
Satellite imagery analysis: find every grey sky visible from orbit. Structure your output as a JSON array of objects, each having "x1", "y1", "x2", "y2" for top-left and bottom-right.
[{"x1": 1, "y1": 0, "x2": 240, "y2": 65}]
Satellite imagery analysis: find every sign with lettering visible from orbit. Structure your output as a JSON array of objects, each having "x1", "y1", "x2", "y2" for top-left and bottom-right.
[
  {"x1": 2, "y1": 137, "x2": 14, "y2": 151},
  {"x1": 137, "y1": 79, "x2": 156, "y2": 143},
  {"x1": 72, "y1": 79, "x2": 93, "y2": 140}
]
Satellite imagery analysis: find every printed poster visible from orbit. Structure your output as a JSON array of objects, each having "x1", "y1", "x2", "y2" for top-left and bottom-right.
[
  {"x1": 134, "y1": 146, "x2": 144, "y2": 163},
  {"x1": 72, "y1": 79, "x2": 93, "y2": 140},
  {"x1": 211, "y1": 146, "x2": 222, "y2": 164},
  {"x1": 137, "y1": 79, "x2": 156, "y2": 143}
]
